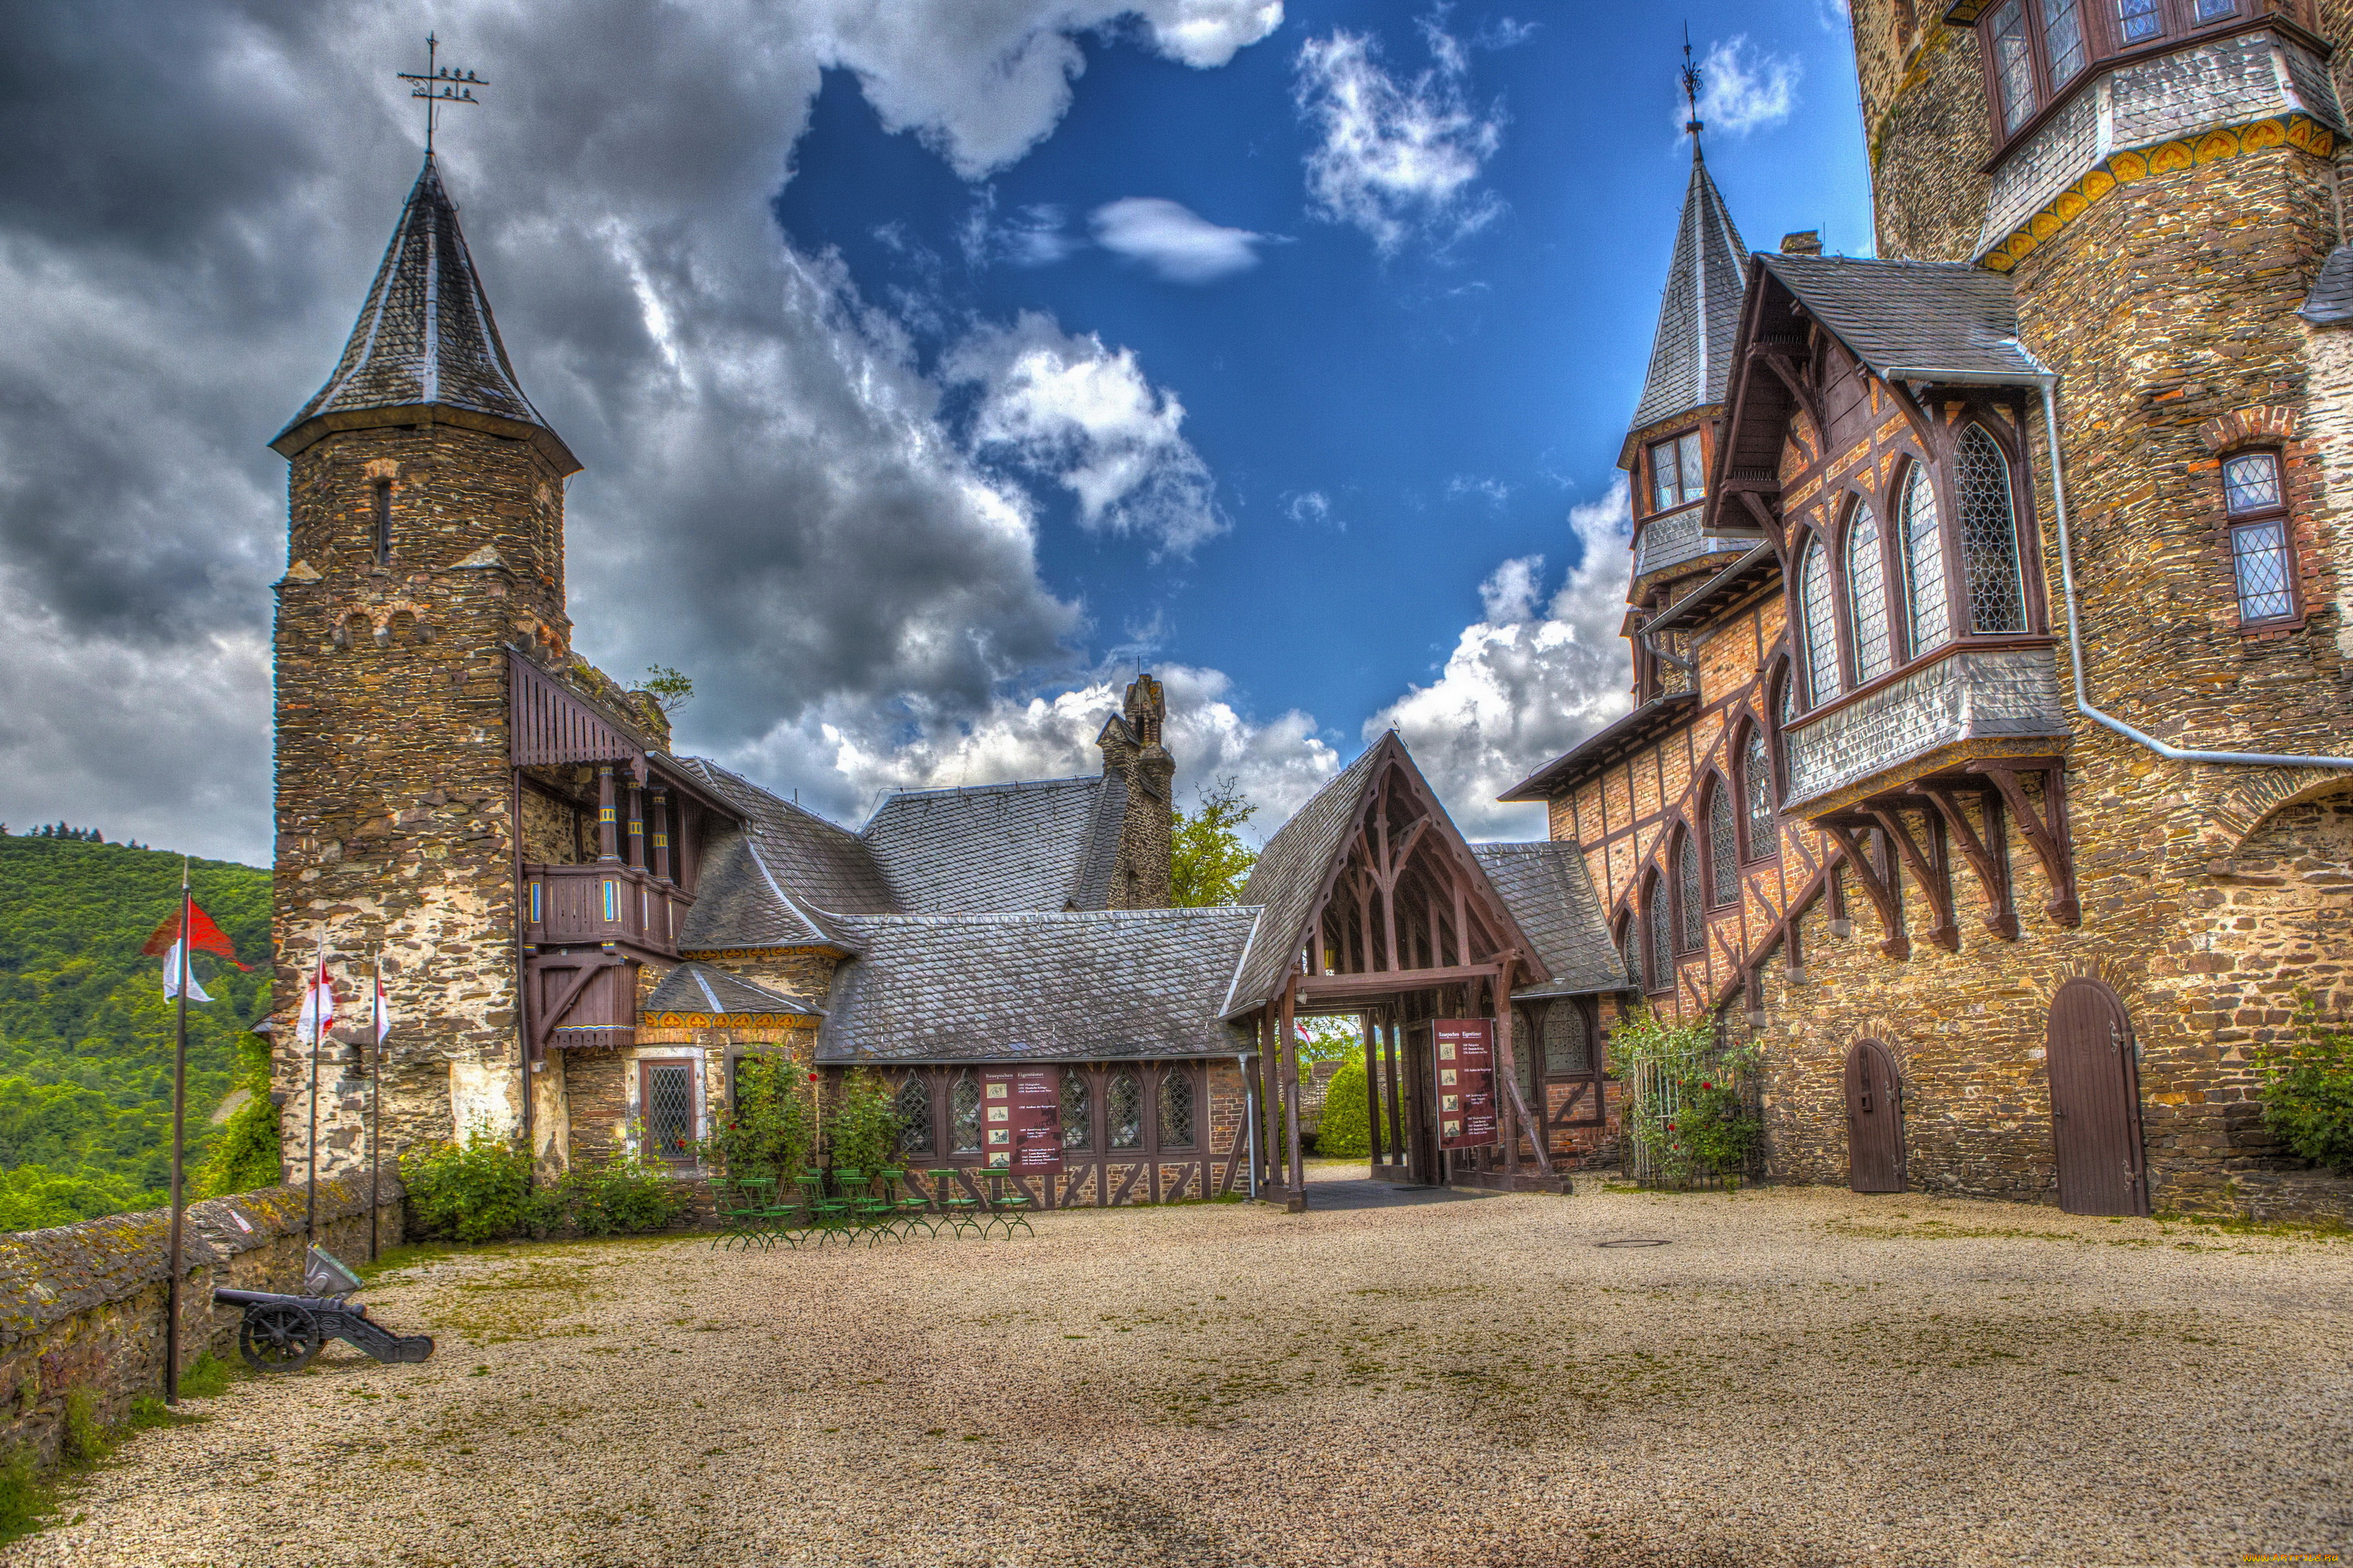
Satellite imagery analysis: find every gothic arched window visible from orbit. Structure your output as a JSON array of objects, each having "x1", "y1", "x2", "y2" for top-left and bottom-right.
[
  {"x1": 1158, "y1": 1070, "x2": 1195, "y2": 1148},
  {"x1": 1799, "y1": 536, "x2": 1842, "y2": 706},
  {"x1": 1644, "y1": 876, "x2": 1671, "y2": 989},
  {"x1": 1541, "y1": 1003, "x2": 1591, "y2": 1076},
  {"x1": 894, "y1": 1078, "x2": 933, "y2": 1156},
  {"x1": 1707, "y1": 783, "x2": 1738, "y2": 907},
  {"x1": 1060, "y1": 1070, "x2": 1092, "y2": 1150},
  {"x1": 949, "y1": 1075, "x2": 982, "y2": 1154},
  {"x1": 1900, "y1": 462, "x2": 1949, "y2": 658},
  {"x1": 1956, "y1": 426, "x2": 2027, "y2": 633},
  {"x1": 1107, "y1": 1072, "x2": 1143, "y2": 1149},
  {"x1": 1677, "y1": 832, "x2": 1704, "y2": 952},
  {"x1": 1620, "y1": 919, "x2": 1643, "y2": 994},
  {"x1": 1742, "y1": 727, "x2": 1775, "y2": 861},
  {"x1": 1846, "y1": 501, "x2": 1893, "y2": 682}
]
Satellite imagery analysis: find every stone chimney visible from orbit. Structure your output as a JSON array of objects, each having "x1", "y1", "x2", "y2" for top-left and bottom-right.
[
  {"x1": 1780, "y1": 230, "x2": 1824, "y2": 256},
  {"x1": 1096, "y1": 673, "x2": 1174, "y2": 909}
]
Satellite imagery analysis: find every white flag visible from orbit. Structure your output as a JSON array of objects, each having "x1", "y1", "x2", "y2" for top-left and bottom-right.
[
  {"x1": 160, "y1": 942, "x2": 212, "y2": 1003},
  {"x1": 296, "y1": 953, "x2": 336, "y2": 1041},
  {"x1": 373, "y1": 973, "x2": 391, "y2": 1045}
]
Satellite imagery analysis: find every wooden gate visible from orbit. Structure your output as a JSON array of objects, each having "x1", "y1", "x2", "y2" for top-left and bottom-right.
[
  {"x1": 1843, "y1": 1039, "x2": 1904, "y2": 1193},
  {"x1": 2046, "y1": 978, "x2": 2149, "y2": 1217}
]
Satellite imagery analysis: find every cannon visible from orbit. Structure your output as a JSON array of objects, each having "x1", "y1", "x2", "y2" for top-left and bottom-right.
[{"x1": 215, "y1": 1247, "x2": 433, "y2": 1372}]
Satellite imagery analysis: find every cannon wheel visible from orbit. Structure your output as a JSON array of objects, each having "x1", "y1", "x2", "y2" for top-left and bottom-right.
[{"x1": 239, "y1": 1303, "x2": 322, "y2": 1372}]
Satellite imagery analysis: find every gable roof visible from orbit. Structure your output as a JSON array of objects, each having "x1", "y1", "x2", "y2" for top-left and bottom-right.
[
  {"x1": 1469, "y1": 843, "x2": 1631, "y2": 998},
  {"x1": 1224, "y1": 744, "x2": 1387, "y2": 1016},
  {"x1": 859, "y1": 776, "x2": 1124, "y2": 914},
  {"x1": 1630, "y1": 147, "x2": 1750, "y2": 434},
  {"x1": 674, "y1": 759, "x2": 899, "y2": 951},
  {"x1": 815, "y1": 906, "x2": 1260, "y2": 1062},
  {"x1": 272, "y1": 156, "x2": 576, "y2": 472},
  {"x1": 644, "y1": 962, "x2": 821, "y2": 1019},
  {"x1": 1497, "y1": 693, "x2": 1699, "y2": 803},
  {"x1": 1754, "y1": 254, "x2": 2038, "y2": 383}
]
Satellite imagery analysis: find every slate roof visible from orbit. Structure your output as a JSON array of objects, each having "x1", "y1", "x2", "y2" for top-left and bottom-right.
[
  {"x1": 2302, "y1": 243, "x2": 2353, "y2": 325},
  {"x1": 274, "y1": 157, "x2": 572, "y2": 467},
  {"x1": 1469, "y1": 843, "x2": 1631, "y2": 998},
  {"x1": 1224, "y1": 742, "x2": 1388, "y2": 1017},
  {"x1": 674, "y1": 759, "x2": 899, "y2": 951},
  {"x1": 645, "y1": 962, "x2": 821, "y2": 1017},
  {"x1": 1630, "y1": 148, "x2": 1750, "y2": 432},
  {"x1": 1497, "y1": 694, "x2": 1698, "y2": 803},
  {"x1": 859, "y1": 776, "x2": 1124, "y2": 914},
  {"x1": 815, "y1": 907, "x2": 1262, "y2": 1063},
  {"x1": 1756, "y1": 254, "x2": 2040, "y2": 383}
]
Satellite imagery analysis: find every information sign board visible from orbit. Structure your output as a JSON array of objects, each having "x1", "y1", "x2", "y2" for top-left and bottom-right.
[
  {"x1": 981, "y1": 1068, "x2": 1063, "y2": 1170},
  {"x1": 1432, "y1": 1018, "x2": 1497, "y2": 1150}
]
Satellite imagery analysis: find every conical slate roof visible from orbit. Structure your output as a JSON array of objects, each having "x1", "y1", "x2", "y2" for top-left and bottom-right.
[
  {"x1": 1629, "y1": 147, "x2": 1749, "y2": 434},
  {"x1": 272, "y1": 156, "x2": 574, "y2": 469}
]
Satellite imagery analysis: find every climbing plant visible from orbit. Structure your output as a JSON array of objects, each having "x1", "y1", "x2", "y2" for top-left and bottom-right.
[
  {"x1": 1612, "y1": 1009, "x2": 1760, "y2": 1191},
  {"x1": 823, "y1": 1070, "x2": 905, "y2": 1173}
]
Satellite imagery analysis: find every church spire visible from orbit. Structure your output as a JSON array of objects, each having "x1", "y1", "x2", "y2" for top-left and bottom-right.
[
  {"x1": 271, "y1": 156, "x2": 576, "y2": 473},
  {"x1": 1627, "y1": 46, "x2": 1749, "y2": 436}
]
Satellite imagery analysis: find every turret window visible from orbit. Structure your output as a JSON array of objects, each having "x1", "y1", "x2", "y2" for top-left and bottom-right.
[
  {"x1": 1900, "y1": 464, "x2": 1950, "y2": 658},
  {"x1": 371, "y1": 480, "x2": 393, "y2": 565},
  {"x1": 1799, "y1": 537, "x2": 1843, "y2": 708},
  {"x1": 2221, "y1": 451, "x2": 2296, "y2": 625},
  {"x1": 1955, "y1": 426, "x2": 2028, "y2": 634},
  {"x1": 1649, "y1": 432, "x2": 1705, "y2": 514},
  {"x1": 1845, "y1": 502, "x2": 1894, "y2": 682}
]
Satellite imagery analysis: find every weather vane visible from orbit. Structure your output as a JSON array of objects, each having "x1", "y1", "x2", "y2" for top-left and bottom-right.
[
  {"x1": 1681, "y1": 26, "x2": 1704, "y2": 140},
  {"x1": 396, "y1": 34, "x2": 486, "y2": 155}
]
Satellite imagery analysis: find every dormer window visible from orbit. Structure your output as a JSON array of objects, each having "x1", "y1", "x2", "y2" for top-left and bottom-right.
[{"x1": 1649, "y1": 432, "x2": 1704, "y2": 514}]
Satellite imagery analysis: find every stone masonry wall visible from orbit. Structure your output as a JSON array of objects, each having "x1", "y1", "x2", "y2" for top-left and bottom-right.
[
  {"x1": 274, "y1": 422, "x2": 573, "y2": 1186},
  {"x1": 1852, "y1": 0, "x2": 1994, "y2": 263},
  {"x1": 0, "y1": 1173, "x2": 404, "y2": 1468}
]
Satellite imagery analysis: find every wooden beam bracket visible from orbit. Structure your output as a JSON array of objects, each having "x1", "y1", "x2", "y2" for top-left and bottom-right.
[
  {"x1": 1977, "y1": 765, "x2": 2080, "y2": 927},
  {"x1": 1916, "y1": 783, "x2": 2018, "y2": 939},
  {"x1": 1865, "y1": 804, "x2": 1959, "y2": 952},
  {"x1": 1821, "y1": 824, "x2": 1910, "y2": 961}
]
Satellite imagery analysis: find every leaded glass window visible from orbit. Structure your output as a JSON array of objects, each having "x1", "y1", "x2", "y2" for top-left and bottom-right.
[
  {"x1": 1107, "y1": 1072, "x2": 1143, "y2": 1148},
  {"x1": 1677, "y1": 834, "x2": 1703, "y2": 952},
  {"x1": 1708, "y1": 785, "x2": 1738, "y2": 908},
  {"x1": 949, "y1": 1075, "x2": 982, "y2": 1154},
  {"x1": 1990, "y1": 0, "x2": 2036, "y2": 133},
  {"x1": 895, "y1": 1078, "x2": 933, "y2": 1156},
  {"x1": 1955, "y1": 426, "x2": 2027, "y2": 633},
  {"x1": 1061, "y1": 1070, "x2": 1092, "y2": 1150},
  {"x1": 1845, "y1": 502, "x2": 1893, "y2": 682},
  {"x1": 2224, "y1": 451, "x2": 2282, "y2": 514},
  {"x1": 644, "y1": 1062, "x2": 694, "y2": 1164},
  {"x1": 2192, "y1": 0, "x2": 2235, "y2": 19},
  {"x1": 1901, "y1": 463, "x2": 1949, "y2": 658},
  {"x1": 1800, "y1": 537, "x2": 1842, "y2": 706},
  {"x1": 1621, "y1": 923, "x2": 1643, "y2": 993},
  {"x1": 1645, "y1": 881, "x2": 1671, "y2": 990},
  {"x1": 1743, "y1": 728, "x2": 1774, "y2": 859},
  {"x1": 1159, "y1": 1070, "x2": 1195, "y2": 1148},
  {"x1": 2117, "y1": 0, "x2": 2163, "y2": 42},
  {"x1": 2224, "y1": 453, "x2": 2295, "y2": 624},
  {"x1": 1542, "y1": 1003, "x2": 1590, "y2": 1076},
  {"x1": 1649, "y1": 431, "x2": 1704, "y2": 513},
  {"x1": 2042, "y1": 0, "x2": 2087, "y2": 83}
]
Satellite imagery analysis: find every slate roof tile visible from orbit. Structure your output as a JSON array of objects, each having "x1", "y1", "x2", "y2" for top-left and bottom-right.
[
  {"x1": 1469, "y1": 842, "x2": 1632, "y2": 998},
  {"x1": 859, "y1": 776, "x2": 1118, "y2": 914},
  {"x1": 1757, "y1": 254, "x2": 2038, "y2": 382},
  {"x1": 1632, "y1": 148, "x2": 1750, "y2": 432},
  {"x1": 646, "y1": 961, "x2": 821, "y2": 1017}
]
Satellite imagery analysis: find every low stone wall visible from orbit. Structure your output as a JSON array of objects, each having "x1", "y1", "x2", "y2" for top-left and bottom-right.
[{"x1": 0, "y1": 1170, "x2": 406, "y2": 1465}]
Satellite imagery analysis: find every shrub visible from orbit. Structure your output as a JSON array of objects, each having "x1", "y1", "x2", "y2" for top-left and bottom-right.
[
  {"x1": 59, "y1": 1387, "x2": 106, "y2": 1468},
  {"x1": 402, "y1": 1124, "x2": 536, "y2": 1242},
  {"x1": 701, "y1": 1055, "x2": 810, "y2": 1184},
  {"x1": 0, "y1": 1445, "x2": 51, "y2": 1544},
  {"x1": 1315, "y1": 1053, "x2": 1388, "y2": 1159},
  {"x1": 557, "y1": 1151, "x2": 682, "y2": 1236},
  {"x1": 1614, "y1": 1008, "x2": 1760, "y2": 1191},
  {"x1": 824, "y1": 1070, "x2": 904, "y2": 1173},
  {"x1": 2260, "y1": 1004, "x2": 2353, "y2": 1175}
]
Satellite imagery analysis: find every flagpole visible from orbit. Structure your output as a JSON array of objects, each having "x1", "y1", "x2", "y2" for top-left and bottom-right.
[
  {"x1": 369, "y1": 951, "x2": 382, "y2": 1263},
  {"x1": 165, "y1": 862, "x2": 191, "y2": 1406},
  {"x1": 307, "y1": 941, "x2": 323, "y2": 1245}
]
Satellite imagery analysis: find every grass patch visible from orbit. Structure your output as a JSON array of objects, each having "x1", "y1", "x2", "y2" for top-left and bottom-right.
[
  {"x1": 0, "y1": 1446, "x2": 54, "y2": 1548},
  {"x1": 2152, "y1": 1211, "x2": 2353, "y2": 1243}
]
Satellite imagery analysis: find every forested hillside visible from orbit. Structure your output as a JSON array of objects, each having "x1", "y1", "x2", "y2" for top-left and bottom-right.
[{"x1": 0, "y1": 833, "x2": 273, "y2": 1229}]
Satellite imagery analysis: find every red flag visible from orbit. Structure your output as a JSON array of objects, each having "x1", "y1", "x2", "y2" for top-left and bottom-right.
[
  {"x1": 298, "y1": 952, "x2": 338, "y2": 1042},
  {"x1": 141, "y1": 904, "x2": 250, "y2": 969}
]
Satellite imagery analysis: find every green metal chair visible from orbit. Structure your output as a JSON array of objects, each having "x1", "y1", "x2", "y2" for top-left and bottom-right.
[
  {"x1": 808, "y1": 1167, "x2": 854, "y2": 1244},
  {"x1": 983, "y1": 1167, "x2": 1035, "y2": 1239},
  {"x1": 932, "y1": 1167, "x2": 985, "y2": 1238},
  {"x1": 880, "y1": 1167, "x2": 934, "y2": 1239},
  {"x1": 854, "y1": 1168, "x2": 904, "y2": 1244},
  {"x1": 711, "y1": 1181, "x2": 767, "y2": 1250},
  {"x1": 732, "y1": 1176, "x2": 781, "y2": 1250}
]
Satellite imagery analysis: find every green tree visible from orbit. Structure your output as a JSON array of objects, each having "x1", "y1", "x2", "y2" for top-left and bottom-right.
[
  {"x1": 195, "y1": 1034, "x2": 282, "y2": 1198},
  {"x1": 823, "y1": 1070, "x2": 905, "y2": 1172},
  {"x1": 2260, "y1": 1002, "x2": 2353, "y2": 1175},
  {"x1": 1314, "y1": 1051, "x2": 1389, "y2": 1158},
  {"x1": 638, "y1": 665, "x2": 694, "y2": 715},
  {"x1": 1171, "y1": 778, "x2": 1257, "y2": 907},
  {"x1": 701, "y1": 1053, "x2": 810, "y2": 1184}
]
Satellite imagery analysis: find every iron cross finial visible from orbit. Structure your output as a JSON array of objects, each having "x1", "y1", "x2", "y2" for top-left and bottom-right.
[
  {"x1": 396, "y1": 33, "x2": 488, "y2": 156},
  {"x1": 1680, "y1": 25, "x2": 1704, "y2": 141}
]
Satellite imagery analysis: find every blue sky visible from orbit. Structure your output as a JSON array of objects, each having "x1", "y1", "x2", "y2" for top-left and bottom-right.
[{"x1": 0, "y1": 0, "x2": 1874, "y2": 859}]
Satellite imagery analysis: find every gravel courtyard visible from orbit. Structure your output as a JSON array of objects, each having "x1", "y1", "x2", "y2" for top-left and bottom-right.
[{"x1": 13, "y1": 1175, "x2": 2349, "y2": 1568}]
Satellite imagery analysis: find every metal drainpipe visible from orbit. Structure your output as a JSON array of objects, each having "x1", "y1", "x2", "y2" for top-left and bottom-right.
[{"x1": 1882, "y1": 362, "x2": 2353, "y2": 773}]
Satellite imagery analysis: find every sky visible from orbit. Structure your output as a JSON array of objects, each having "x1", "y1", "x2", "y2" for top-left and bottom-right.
[{"x1": 0, "y1": 0, "x2": 1874, "y2": 866}]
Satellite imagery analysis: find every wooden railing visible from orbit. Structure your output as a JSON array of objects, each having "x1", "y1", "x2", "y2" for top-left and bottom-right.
[{"x1": 522, "y1": 863, "x2": 693, "y2": 956}]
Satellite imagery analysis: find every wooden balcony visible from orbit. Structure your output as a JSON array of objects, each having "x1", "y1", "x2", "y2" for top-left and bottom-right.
[
  {"x1": 523, "y1": 862, "x2": 694, "y2": 958},
  {"x1": 1781, "y1": 645, "x2": 2071, "y2": 820}
]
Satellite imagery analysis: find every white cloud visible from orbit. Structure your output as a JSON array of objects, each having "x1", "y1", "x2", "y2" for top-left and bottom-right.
[
  {"x1": 1293, "y1": 14, "x2": 1505, "y2": 255},
  {"x1": 1090, "y1": 197, "x2": 1269, "y2": 283},
  {"x1": 1689, "y1": 35, "x2": 1802, "y2": 137},
  {"x1": 947, "y1": 312, "x2": 1224, "y2": 556},
  {"x1": 960, "y1": 192, "x2": 1079, "y2": 268},
  {"x1": 1283, "y1": 490, "x2": 1335, "y2": 528},
  {"x1": 1447, "y1": 474, "x2": 1510, "y2": 505},
  {"x1": 1364, "y1": 481, "x2": 1635, "y2": 840}
]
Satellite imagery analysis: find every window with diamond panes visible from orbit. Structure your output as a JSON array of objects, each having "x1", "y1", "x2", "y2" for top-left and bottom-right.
[
  {"x1": 1900, "y1": 464, "x2": 1949, "y2": 658},
  {"x1": 895, "y1": 1078, "x2": 934, "y2": 1156},
  {"x1": 1845, "y1": 502, "x2": 1894, "y2": 682},
  {"x1": 1542, "y1": 1003, "x2": 1590, "y2": 1076},
  {"x1": 1677, "y1": 834, "x2": 1704, "y2": 952},
  {"x1": 1646, "y1": 881, "x2": 1672, "y2": 989},
  {"x1": 2221, "y1": 451, "x2": 2295, "y2": 623},
  {"x1": 2042, "y1": 0, "x2": 2087, "y2": 83},
  {"x1": 1955, "y1": 426, "x2": 2027, "y2": 633},
  {"x1": 1158, "y1": 1070, "x2": 1195, "y2": 1148},
  {"x1": 1107, "y1": 1072, "x2": 1143, "y2": 1149},
  {"x1": 949, "y1": 1076, "x2": 982, "y2": 1154},
  {"x1": 1060, "y1": 1070, "x2": 1092, "y2": 1150},
  {"x1": 1707, "y1": 785, "x2": 1739, "y2": 907},
  {"x1": 1743, "y1": 728, "x2": 1775, "y2": 860},
  {"x1": 1649, "y1": 431, "x2": 1704, "y2": 514},
  {"x1": 1621, "y1": 923, "x2": 1643, "y2": 994},
  {"x1": 2192, "y1": 0, "x2": 2235, "y2": 18},
  {"x1": 643, "y1": 1062, "x2": 695, "y2": 1164},
  {"x1": 2116, "y1": 0, "x2": 2163, "y2": 41},
  {"x1": 1989, "y1": 0, "x2": 2036, "y2": 132},
  {"x1": 1800, "y1": 537, "x2": 1843, "y2": 706}
]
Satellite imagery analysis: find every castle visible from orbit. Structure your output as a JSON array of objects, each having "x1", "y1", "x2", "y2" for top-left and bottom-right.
[{"x1": 1504, "y1": 0, "x2": 2353, "y2": 1218}]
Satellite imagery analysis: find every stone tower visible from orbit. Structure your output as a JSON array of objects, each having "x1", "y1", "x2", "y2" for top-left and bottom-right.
[
  {"x1": 270, "y1": 155, "x2": 580, "y2": 1180},
  {"x1": 1095, "y1": 673, "x2": 1176, "y2": 908}
]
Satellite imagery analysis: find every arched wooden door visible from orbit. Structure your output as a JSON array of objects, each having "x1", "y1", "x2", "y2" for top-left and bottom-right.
[
  {"x1": 1843, "y1": 1039, "x2": 1904, "y2": 1193},
  {"x1": 2046, "y1": 978, "x2": 2149, "y2": 1216}
]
